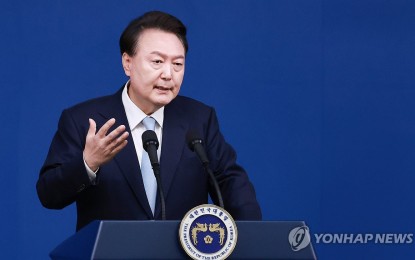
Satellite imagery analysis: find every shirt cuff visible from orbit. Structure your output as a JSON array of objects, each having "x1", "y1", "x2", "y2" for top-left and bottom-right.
[{"x1": 83, "y1": 157, "x2": 99, "y2": 184}]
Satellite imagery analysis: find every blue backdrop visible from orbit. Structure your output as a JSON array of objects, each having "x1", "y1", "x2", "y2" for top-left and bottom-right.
[{"x1": 1, "y1": 0, "x2": 414, "y2": 259}]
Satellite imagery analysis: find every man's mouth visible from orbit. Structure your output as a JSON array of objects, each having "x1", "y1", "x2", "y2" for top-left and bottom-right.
[{"x1": 154, "y1": 85, "x2": 173, "y2": 91}]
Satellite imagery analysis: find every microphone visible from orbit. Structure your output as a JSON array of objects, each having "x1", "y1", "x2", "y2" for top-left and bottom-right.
[
  {"x1": 142, "y1": 130, "x2": 166, "y2": 220},
  {"x1": 142, "y1": 130, "x2": 160, "y2": 167},
  {"x1": 186, "y1": 130, "x2": 224, "y2": 209},
  {"x1": 187, "y1": 137, "x2": 209, "y2": 166}
]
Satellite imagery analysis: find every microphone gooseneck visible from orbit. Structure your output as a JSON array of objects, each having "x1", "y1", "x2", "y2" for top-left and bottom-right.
[
  {"x1": 186, "y1": 130, "x2": 224, "y2": 209},
  {"x1": 142, "y1": 130, "x2": 166, "y2": 220}
]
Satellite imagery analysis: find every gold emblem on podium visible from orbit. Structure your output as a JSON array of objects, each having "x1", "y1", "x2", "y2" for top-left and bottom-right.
[{"x1": 179, "y1": 204, "x2": 238, "y2": 260}]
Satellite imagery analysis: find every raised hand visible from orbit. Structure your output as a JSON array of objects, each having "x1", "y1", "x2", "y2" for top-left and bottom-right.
[{"x1": 83, "y1": 118, "x2": 129, "y2": 171}]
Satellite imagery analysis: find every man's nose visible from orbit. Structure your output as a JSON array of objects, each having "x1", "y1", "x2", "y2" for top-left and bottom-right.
[{"x1": 161, "y1": 64, "x2": 172, "y2": 80}]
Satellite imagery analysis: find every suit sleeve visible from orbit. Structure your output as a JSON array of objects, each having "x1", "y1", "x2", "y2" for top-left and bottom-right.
[
  {"x1": 36, "y1": 109, "x2": 92, "y2": 209},
  {"x1": 205, "y1": 108, "x2": 262, "y2": 220}
]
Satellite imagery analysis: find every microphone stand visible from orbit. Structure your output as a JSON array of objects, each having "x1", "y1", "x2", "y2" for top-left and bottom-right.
[
  {"x1": 203, "y1": 163, "x2": 224, "y2": 209},
  {"x1": 151, "y1": 165, "x2": 166, "y2": 220},
  {"x1": 188, "y1": 136, "x2": 225, "y2": 209}
]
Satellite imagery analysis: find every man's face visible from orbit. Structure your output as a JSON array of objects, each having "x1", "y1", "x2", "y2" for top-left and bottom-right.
[{"x1": 122, "y1": 29, "x2": 185, "y2": 114}]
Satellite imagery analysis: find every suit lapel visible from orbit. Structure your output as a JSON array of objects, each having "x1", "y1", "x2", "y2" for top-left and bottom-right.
[{"x1": 98, "y1": 88, "x2": 154, "y2": 218}]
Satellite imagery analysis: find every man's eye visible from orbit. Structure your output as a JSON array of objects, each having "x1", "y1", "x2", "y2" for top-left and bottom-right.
[
  {"x1": 153, "y1": 60, "x2": 163, "y2": 64},
  {"x1": 174, "y1": 63, "x2": 183, "y2": 66}
]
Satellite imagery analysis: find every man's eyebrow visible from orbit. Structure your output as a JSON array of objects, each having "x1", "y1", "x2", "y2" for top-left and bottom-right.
[{"x1": 150, "y1": 51, "x2": 185, "y2": 59}]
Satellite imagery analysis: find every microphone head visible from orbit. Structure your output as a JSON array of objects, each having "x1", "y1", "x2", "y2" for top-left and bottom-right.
[
  {"x1": 186, "y1": 130, "x2": 203, "y2": 151},
  {"x1": 142, "y1": 130, "x2": 159, "y2": 151}
]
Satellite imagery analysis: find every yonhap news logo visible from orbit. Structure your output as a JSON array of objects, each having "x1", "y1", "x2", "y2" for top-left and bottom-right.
[
  {"x1": 314, "y1": 233, "x2": 413, "y2": 244},
  {"x1": 288, "y1": 226, "x2": 414, "y2": 252},
  {"x1": 289, "y1": 226, "x2": 311, "y2": 251}
]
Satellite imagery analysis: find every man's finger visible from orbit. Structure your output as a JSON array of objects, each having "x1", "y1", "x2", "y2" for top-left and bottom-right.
[
  {"x1": 114, "y1": 131, "x2": 130, "y2": 147},
  {"x1": 111, "y1": 139, "x2": 129, "y2": 155},
  {"x1": 87, "y1": 118, "x2": 97, "y2": 137},
  {"x1": 97, "y1": 118, "x2": 116, "y2": 137},
  {"x1": 107, "y1": 130, "x2": 129, "y2": 151},
  {"x1": 104, "y1": 124, "x2": 127, "y2": 144}
]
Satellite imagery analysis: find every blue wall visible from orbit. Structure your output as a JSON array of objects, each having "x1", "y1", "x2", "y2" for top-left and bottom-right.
[{"x1": 1, "y1": 0, "x2": 414, "y2": 259}]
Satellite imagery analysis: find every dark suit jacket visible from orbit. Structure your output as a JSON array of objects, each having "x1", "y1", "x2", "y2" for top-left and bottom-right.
[{"x1": 37, "y1": 87, "x2": 261, "y2": 230}]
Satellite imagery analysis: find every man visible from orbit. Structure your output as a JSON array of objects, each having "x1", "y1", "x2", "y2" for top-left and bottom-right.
[{"x1": 37, "y1": 11, "x2": 261, "y2": 231}]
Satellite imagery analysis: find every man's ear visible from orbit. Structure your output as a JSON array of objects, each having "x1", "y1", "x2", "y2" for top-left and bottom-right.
[{"x1": 122, "y1": 53, "x2": 132, "y2": 76}]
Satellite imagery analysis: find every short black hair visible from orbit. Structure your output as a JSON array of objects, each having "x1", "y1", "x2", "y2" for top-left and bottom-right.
[{"x1": 119, "y1": 11, "x2": 188, "y2": 56}]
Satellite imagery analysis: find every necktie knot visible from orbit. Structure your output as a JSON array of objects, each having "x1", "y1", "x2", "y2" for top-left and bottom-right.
[{"x1": 142, "y1": 116, "x2": 156, "y2": 131}]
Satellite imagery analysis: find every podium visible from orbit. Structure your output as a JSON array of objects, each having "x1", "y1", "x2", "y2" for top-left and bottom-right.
[{"x1": 50, "y1": 220, "x2": 317, "y2": 259}]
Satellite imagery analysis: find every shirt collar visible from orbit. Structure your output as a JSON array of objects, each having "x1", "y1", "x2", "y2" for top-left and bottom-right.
[{"x1": 121, "y1": 81, "x2": 164, "y2": 130}]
